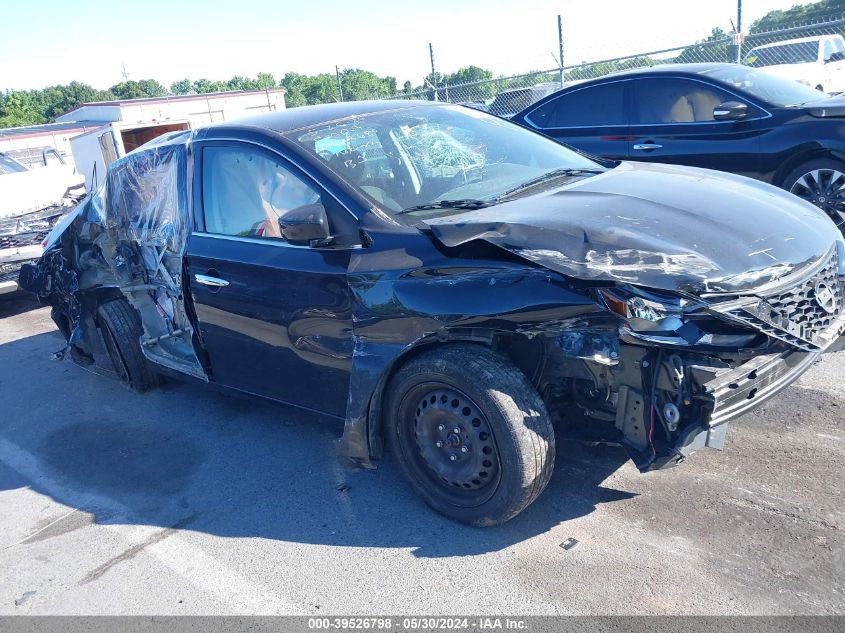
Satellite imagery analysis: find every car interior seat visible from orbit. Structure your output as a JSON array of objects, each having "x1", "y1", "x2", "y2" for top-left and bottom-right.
[
  {"x1": 686, "y1": 89, "x2": 724, "y2": 121},
  {"x1": 328, "y1": 150, "x2": 402, "y2": 212}
]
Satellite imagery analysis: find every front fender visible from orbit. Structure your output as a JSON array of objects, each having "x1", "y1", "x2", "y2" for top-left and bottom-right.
[{"x1": 337, "y1": 241, "x2": 599, "y2": 465}]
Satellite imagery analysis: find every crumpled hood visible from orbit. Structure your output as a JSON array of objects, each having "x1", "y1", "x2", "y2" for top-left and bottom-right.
[
  {"x1": 423, "y1": 161, "x2": 841, "y2": 295},
  {"x1": 0, "y1": 167, "x2": 84, "y2": 219}
]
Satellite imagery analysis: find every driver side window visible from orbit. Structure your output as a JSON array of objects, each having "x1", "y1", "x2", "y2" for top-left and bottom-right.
[{"x1": 201, "y1": 145, "x2": 321, "y2": 240}]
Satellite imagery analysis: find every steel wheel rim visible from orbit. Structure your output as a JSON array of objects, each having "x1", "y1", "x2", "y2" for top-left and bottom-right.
[
  {"x1": 790, "y1": 168, "x2": 845, "y2": 223},
  {"x1": 399, "y1": 382, "x2": 501, "y2": 507}
]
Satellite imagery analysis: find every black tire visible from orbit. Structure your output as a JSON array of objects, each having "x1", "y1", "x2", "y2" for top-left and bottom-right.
[
  {"x1": 384, "y1": 344, "x2": 555, "y2": 526},
  {"x1": 96, "y1": 298, "x2": 159, "y2": 393},
  {"x1": 782, "y1": 157, "x2": 845, "y2": 226}
]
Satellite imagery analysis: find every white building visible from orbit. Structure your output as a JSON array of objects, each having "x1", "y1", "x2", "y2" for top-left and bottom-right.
[
  {"x1": 0, "y1": 89, "x2": 287, "y2": 172},
  {"x1": 0, "y1": 120, "x2": 103, "y2": 168},
  {"x1": 55, "y1": 88, "x2": 287, "y2": 127}
]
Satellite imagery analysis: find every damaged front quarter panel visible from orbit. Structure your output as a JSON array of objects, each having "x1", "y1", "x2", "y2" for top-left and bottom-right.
[
  {"x1": 337, "y1": 231, "x2": 601, "y2": 467},
  {"x1": 20, "y1": 132, "x2": 208, "y2": 381}
]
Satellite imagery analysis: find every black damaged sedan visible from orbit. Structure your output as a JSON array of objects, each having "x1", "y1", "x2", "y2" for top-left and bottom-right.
[{"x1": 20, "y1": 101, "x2": 845, "y2": 525}]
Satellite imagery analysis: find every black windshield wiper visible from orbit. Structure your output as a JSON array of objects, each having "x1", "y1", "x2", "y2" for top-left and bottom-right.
[
  {"x1": 396, "y1": 199, "x2": 497, "y2": 215},
  {"x1": 497, "y1": 167, "x2": 605, "y2": 200}
]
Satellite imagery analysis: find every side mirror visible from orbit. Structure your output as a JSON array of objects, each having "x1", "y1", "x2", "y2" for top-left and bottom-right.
[
  {"x1": 826, "y1": 51, "x2": 845, "y2": 63},
  {"x1": 278, "y1": 203, "x2": 332, "y2": 247},
  {"x1": 713, "y1": 101, "x2": 748, "y2": 121}
]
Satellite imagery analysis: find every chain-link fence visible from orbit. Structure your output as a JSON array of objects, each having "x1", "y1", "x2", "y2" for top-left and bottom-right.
[{"x1": 387, "y1": 18, "x2": 845, "y2": 112}]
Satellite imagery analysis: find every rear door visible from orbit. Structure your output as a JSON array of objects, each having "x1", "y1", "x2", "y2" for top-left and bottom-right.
[
  {"x1": 519, "y1": 80, "x2": 631, "y2": 160},
  {"x1": 628, "y1": 76, "x2": 767, "y2": 179},
  {"x1": 185, "y1": 140, "x2": 356, "y2": 419}
]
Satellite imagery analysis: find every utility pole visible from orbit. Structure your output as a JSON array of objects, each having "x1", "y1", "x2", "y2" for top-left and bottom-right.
[
  {"x1": 736, "y1": 0, "x2": 743, "y2": 64},
  {"x1": 429, "y1": 43, "x2": 438, "y2": 101},
  {"x1": 121, "y1": 62, "x2": 130, "y2": 81},
  {"x1": 335, "y1": 65, "x2": 344, "y2": 102},
  {"x1": 557, "y1": 15, "x2": 565, "y2": 89}
]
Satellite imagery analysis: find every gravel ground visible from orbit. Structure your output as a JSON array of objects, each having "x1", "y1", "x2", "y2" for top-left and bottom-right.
[{"x1": 0, "y1": 294, "x2": 842, "y2": 615}]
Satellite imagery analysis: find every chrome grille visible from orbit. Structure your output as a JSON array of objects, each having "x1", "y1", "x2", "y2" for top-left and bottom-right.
[{"x1": 728, "y1": 250, "x2": 844, "y2": 351}]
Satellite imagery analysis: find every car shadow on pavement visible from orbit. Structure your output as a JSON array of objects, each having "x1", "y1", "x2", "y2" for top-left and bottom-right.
[
  {"x1": 0, "y1": 330, "x2": 634, "y2": 558},
  {"x1": 0, "y1": 294, "x2": 42, "y2": 319}
]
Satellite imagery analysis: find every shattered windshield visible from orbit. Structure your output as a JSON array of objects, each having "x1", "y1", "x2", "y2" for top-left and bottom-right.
[{"x1": 289, "y1": 104, "x2": 601, "y2": 216}]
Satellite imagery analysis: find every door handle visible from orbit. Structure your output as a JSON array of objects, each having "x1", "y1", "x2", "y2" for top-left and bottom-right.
[
  {"x1": 194, "y1": 274, "x2": 229, "y2": 288},
  {"x1": 632, "y1": 143, "x2": 663, "y2": 151}
]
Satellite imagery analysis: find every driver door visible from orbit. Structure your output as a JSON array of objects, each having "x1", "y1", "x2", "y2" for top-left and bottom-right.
[{"x1": 185, "y1": 140, "x2": 356, "y2": 419}]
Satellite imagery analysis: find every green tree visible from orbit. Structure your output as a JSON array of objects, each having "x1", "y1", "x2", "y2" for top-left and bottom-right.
[
  {"x1": 227, "y1": 75, "x2": 257, "y2": 90},
  {"x1": 674, "y1": 27, "x2": 730, "y2": 64},
  {"x1": 255, "y1": 72, "x2": 277, "y2": 90},
  {"x1": 749, "y1": 0, "x2": 845, "y2": 33},
  {"x1": 39, "y1": 81, "x2": 112, "y2": 118},
  {"x1": 442, "y1": 66, "x2": 495, "y2": 100},
  {"x1": 280, "y1": 72, "x2": 309, "y2": 107},
  {"x1": 192, "y1": 78, "x2": 230, "y2": 93},
  {"x1": 170, "y1": 79, "x2": 193, "y2": 95},
  {"x1": 338, "y1": 69, "x2": 396, "y2": 101},
  {"x1": 109, "y1": 79, "x2": 167, "y2": 99},
  {"x1": 302, "y1": 73, "x2": 340, "y2": 104},
  {"x1": 0, "y1": 91, "x2": 44, "y2": 127}
]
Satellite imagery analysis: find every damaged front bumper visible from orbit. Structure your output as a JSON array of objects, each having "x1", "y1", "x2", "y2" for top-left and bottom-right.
[{"x1": 647, "y1": 347, "x2": 820, "y2": 470}]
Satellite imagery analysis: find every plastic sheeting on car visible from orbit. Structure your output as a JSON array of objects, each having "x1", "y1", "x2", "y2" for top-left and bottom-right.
[{"x1": 87, "y1": 133, "x2": 190, "y2": 255}]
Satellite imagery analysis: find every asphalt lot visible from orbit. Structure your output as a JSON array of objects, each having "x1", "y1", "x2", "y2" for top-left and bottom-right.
[{"x1": 0, "y1": 293, "x2": 842, "y2": 615}]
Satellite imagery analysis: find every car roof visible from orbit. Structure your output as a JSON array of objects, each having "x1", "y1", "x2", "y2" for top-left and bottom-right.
[
  {"x1": 204, "y1": 100, "x2": 440, "y2": 136},
  {"x1": 551, "y1": 63, "x2": 766, "y2": 89},
  {"x1": 600, "y1": 62, "x2": 733, "y2": 78},
  {"x1": 133, "y1": 100, "x2": 445, "y2": 152}
]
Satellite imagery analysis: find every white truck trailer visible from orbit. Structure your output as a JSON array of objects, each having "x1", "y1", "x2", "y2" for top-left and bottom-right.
[{"x1": 70, "y1": 120, "x2": 190, "y2": 191}]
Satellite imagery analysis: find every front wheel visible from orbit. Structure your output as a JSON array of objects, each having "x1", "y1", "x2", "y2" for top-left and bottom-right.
[
  {"x1": 384, "y1": 344, "x2": 555, "y2": 526},
  {"x1": 782, "y1": 158, "x2": 845, "y2": 227},
  {"x1": 97, "y1": 298, "x2": 159, "y2": 393}
]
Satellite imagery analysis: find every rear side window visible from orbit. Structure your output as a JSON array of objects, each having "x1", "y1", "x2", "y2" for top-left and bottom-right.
[
  {"x1": 525, "y1": 82, "x2": 627, "y2": 128},
  {"x1": 201, "y1": 146, "x2": 320, "y2": 240},
  {"x1": 633, "y1": 78, "x2": 733, "y2": 124}
]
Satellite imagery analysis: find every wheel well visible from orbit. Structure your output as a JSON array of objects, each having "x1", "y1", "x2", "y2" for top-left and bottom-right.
[
  {"x1": 365, "y1": 332, "x2": 546, "y2": 459},
  {"x1": 774, "y1": 148, "x2": 844, "y2": 188},
  {"x1": 76, "y1": 287, "x2": 127, "y2": 353}
]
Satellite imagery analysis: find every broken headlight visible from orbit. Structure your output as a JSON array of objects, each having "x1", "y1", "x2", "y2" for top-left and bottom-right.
[
  {"x1": 600, "y1": 286, "x2": 760, "y2": 348},
  {"x1": 599, "y1": 287, "x2": 685, "y2": 331}
]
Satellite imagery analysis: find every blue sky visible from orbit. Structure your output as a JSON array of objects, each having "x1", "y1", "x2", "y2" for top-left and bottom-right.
[{"x1": 0, "y1": 0, "x2": 815, "y2": 91}]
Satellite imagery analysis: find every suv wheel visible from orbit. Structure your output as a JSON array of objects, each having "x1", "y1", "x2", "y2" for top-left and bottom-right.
[
  {"x1": 783, "y1": 158, "x2": 845, "y2": 226},
  {"x1": 97, "y1": 298, "x2": 159, "y2": 393},
  {"x1": 384, "y1": 344, "x2": 555, "y2": 526}
]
